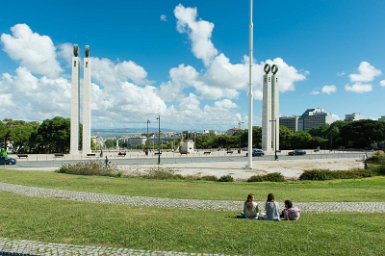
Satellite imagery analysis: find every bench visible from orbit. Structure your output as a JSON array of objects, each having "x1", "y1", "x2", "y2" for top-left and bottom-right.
[
  {"x1": 86, "y1": 153, "x2": 96, "y2": 157},
  {"x1": 118, "y1": 152, "x2": 126, "y2": 156},
  {"x1": 54, "y1": 153, "x2": 64, "y2": 158},
  {"x1": 17, "y1": 154, "x2": 28, "y2": 159},
  {"x1": 226, "y1": 151, "x2": 233, "y2": 154},
  {"x1": 203, "y1": 151, "x2": 211, "y2": 155}
]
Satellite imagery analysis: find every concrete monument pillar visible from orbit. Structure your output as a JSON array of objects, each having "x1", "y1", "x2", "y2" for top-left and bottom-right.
[
  {"x1": 82, "y1": 45, "x2": 92, "y2": 155},
  {"x1": 70, "y1": 44, "x2": 80, "y2": 155},
  {"x1": 262, "y1": 64, "x2": 279, "y2": 153},
  {"x1": 262, "y1": 64, "x2": 272, "y2": 152},
  {"x1": 271, "y1": 65, "x2": 279, "y2": 151}
]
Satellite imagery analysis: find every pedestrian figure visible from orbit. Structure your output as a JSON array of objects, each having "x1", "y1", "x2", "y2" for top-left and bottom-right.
[
  {"x1": 100, "y1": 149, "x2": 103, "y2": 158},
  {"x1": 105, "y1": 156, "x2": 109, "y2": 168}
]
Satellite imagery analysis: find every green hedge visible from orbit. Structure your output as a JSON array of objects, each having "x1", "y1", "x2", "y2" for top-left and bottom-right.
[
  {"x1": 299, "y1": 169, "x2": 374, "y2": 180},
  {"x1": 56, "y1": 161, "x2": 122, "y2": 177},
  {"x1": 247, "y1": 172, "x2": 286, "y2": 182}
]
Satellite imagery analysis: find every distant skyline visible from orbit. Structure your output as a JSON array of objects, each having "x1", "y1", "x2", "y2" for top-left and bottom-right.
[{"x1": 1, "y1": 0, "x2": 385, "y2": 130}]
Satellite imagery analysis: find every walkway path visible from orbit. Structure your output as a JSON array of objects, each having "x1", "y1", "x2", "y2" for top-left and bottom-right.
[{"x1": 1, "y1": 181, "x2": 385, "y2": 255}]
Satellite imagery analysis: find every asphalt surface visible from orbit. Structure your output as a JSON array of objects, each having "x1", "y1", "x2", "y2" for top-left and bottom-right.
[{"x1": 3, "y1": 152, "x2": 368, "y2": 169}]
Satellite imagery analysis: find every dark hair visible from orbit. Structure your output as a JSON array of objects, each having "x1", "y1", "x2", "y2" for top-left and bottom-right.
[
  {"x1": 247, "y1": 193, "x2": 254, "y2": 202},
  {"x1": 284, "y1": 200, "x2": 293, "y2": 208},
  {"x1": 267, "y1": 193, "x2": 275, "y2": 202}
]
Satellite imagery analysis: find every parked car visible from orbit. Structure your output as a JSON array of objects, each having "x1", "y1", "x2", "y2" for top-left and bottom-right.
[
  {"x1": 288, "y1": 149, "x2": 306, "y2": 156},
  {"x1": 0, "y1": 156, "x2": 17, "y2": 165},
  {"x1": 246, "y1": 149, "x2": 265, "y2": 157}
]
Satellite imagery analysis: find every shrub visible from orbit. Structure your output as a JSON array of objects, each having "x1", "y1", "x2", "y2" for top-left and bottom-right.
[
  {"x1": 299, "y1": 169, "x2": 374, "y2": 180},
  {"x1": 200, "y1": 175, "x2": 218, "y2": 181},
  {"x1": 56, "y1": 161, "x2": 122, "y2": 177},
  {"x1": 247, "y1": 175, "x2": 264, "y2": 182},
  {"x1": 366, "y1": 151, "x2": 385, "y2": 163},
  {"x1": 300, "y1": 170, "x2": 337, "y2": 180},
  {"x1": 247, "y1": 172, "x2": 285, "y2": 182},
  {"x1": 141, "y1": 167, "x2": 183, "y2": 180},
  {"x1": 217, "y1": 175, "x2": 234, "y2": 182}
]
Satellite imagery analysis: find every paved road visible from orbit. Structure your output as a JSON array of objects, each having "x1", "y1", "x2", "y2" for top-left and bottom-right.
[{"x1": 4, "y1": 152, "x2": 368, "y2": 169}]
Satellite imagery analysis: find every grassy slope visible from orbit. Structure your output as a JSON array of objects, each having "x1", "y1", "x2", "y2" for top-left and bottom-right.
[
  {"x1": 1, "y1": 192, "x2": 384, "y2": 256},
  {"x1": 1, "y1": 170, "x2": 385, "y2": 202}
]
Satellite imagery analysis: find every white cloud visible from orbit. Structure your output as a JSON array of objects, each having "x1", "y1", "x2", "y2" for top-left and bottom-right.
[
  {"x1": 214, "y1": 99, "x2": 237, "y2": 109},
  {"x1": 160, "y1": 14, "x2": 168, "y2": 22},
  {"x1": 91, "y1": 57, "x2": 148, "y2": 87},
  {"x1": 0, "y1": 67, "x2": 71, "y2": 120},
  {"x1": 344, "y1": 83, "x2": 372, "y2": 93},
  {"x1": 337, "y1": 72, "x2": 345, "y2": 77},
  {"x1": 1, "y1": 24, "x2": 62, "y2": 77},
  {"x1": 380, "y1": 80, "x2": 385, "y2": 87},
  {"x1": 345, "y1": 61, "x2": 380, "y2": 93},
  {"x1": 321, "y1": 85, "x2": 337, "y2": 94},
  {"x1": 58, "y1": 43, "x2": 73, "y2": 65},
  {"x1": 174, "y1": 4, "x2": 218, "y2": 66},
  {"x1": 349, "y1": 61, "x2": 381, "y2": 83}
]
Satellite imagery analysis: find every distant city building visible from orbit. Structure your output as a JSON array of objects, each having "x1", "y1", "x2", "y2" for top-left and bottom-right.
[
  {"x1": 202, "y1": 130, "x2": 217, "y2": 135},
  {"x1": 298, "y1": 108, "x2": 333, "y2": 131},
  {"x1": 378, "y1": 116, "x2": 385, "y2": 121},
  {"x1": 279, "y1": 116, "x2": 299, "y2": 131},
  {"x1": 345, "y1": 113, "x2": 362, "y2": 121},
  {"x1": 226, "y1": 128, "x2": 241, "y2": 135},
  {"x1": 127, "y1": 136, "x2": 146, "y2": 147}
]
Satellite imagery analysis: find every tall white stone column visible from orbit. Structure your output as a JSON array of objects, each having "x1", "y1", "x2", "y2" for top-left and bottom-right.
[
  {"x1": 272, "y1": 67, "x2": 279, "y2": 151},
  {"x1": 82, "y1": 45, "x2": 92, "y2": 155},
  {"x1": 262, "y1": 64, "x2": 272, "y2": 152},
  {"x1": 70, "y1": 44, "x2": 80, "y2": 155}
]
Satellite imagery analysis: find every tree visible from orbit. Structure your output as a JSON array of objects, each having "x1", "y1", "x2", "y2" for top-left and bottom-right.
[{"x1": 31, "y1": 116, "x2": 71, "y2": 153}]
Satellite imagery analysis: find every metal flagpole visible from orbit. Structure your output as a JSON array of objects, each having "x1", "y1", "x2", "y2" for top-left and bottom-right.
[{"x1": 247, "y1": 0, "x2": 254, "y2": 169}]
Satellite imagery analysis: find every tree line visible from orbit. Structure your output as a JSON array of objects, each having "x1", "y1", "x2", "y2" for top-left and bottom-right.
[
  {"x1": 1, "y1": 117, "x2": 384, "y2": 153},
  {"x1": 190, "y1": 120, "x2": 385, "y2": 150}
]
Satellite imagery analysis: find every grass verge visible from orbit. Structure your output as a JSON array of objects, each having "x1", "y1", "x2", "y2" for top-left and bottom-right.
[
  {"x1": 1, "y1": 170, "x2": 385, "y2": 202},
  {"x1": 0, "y1": 192, "x2": 384, "y2": 256}
]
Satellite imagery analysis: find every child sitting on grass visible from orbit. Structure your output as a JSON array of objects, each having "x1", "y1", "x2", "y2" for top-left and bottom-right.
[
  {"x1": 237, "y1": 193, "x2": 259, "y2": 219},
  {"x1": 281, "y1": 200, "x2": 301, "y2": 221}
]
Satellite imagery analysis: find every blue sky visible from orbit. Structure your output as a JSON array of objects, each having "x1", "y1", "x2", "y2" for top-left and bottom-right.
[{"x1": 1, "y1": 0, "x2": 385, "y2": 130}]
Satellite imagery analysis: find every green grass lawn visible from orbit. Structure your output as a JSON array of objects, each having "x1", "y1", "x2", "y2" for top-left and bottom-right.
[
  {"x1": 1, "y1": 169, "x2": 385, "y2": 202},
  {"x1": 1, "y1": 192, "x2": 384, "y2": 255}
]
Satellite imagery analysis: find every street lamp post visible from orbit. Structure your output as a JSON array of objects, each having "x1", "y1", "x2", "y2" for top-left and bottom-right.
[
  {"x1": 146, "y1": 120, "x2": 150, "y2": 156},
  {"x1": 156, "y1": 115, "x2": 161, "y2": 165},
  {"x1": 247, "y1": 0, "x2": 254, "y2": 169}
]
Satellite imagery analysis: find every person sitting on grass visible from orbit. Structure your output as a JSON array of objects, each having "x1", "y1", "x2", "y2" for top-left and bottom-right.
[
  {"x1": 237, "y1": 193, "x2": 259, "y2": 219},
  {"x1": 260, "y1": 193, "x2": 280, "y2": 221},
  {"x1": 281, "y1": 200, "x2": 300, "y2": 221}
]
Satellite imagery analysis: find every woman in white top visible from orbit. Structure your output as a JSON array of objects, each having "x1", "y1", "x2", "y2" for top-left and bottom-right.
[{"x1": 238, "y1": 193, "x2": 259, "y2": 219}]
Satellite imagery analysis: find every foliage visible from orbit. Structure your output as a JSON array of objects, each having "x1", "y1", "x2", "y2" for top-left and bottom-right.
[
  {"x1": 247, "y1": 172, "x2": 286, "y2": 182},
  {"x1": 56, "y1": 161, "x2": 122, "y2": 177},
  {"x1": 141, "y1": 167, "x2": 184, "y2": 180},
  {"x1": 29, "y1": 116, "x2": 75, "y2": 153},
  {"x1": 217, "y1": 175, "x2": 234, "y2": 182},
  {"x1": 299, "y1": 169, "x2": 374, "y2": 180},
  {"x1": 0, "y1": 119, "x2": 39, "y2": 153},
  {"x1": 199, "y1": 175, "x2": 218, "y2": 181}
]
